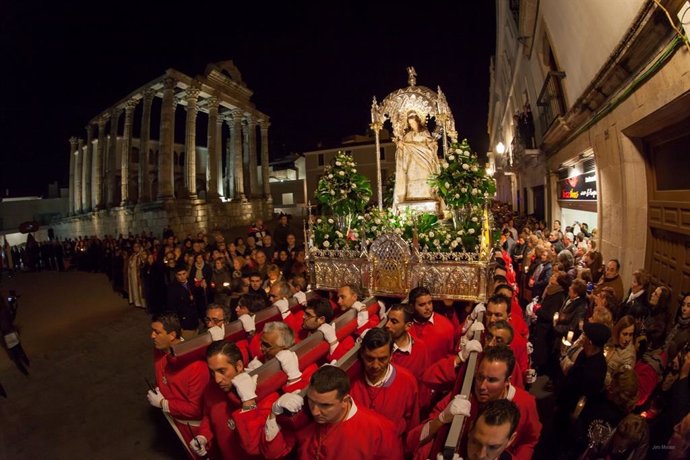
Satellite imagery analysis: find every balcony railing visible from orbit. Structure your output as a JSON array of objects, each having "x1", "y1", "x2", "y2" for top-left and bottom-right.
[{"x1": 536, "y1": 70, "x2": 567, "y2": 134}]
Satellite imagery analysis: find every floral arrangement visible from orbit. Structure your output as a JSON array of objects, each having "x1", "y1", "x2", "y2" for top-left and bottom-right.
[
  {"x1": 429, "y1": 138, "x2": 496, "y2": 209},
  {"x1": 314, "y1": 151, "x2": 372, "y2": 218}
]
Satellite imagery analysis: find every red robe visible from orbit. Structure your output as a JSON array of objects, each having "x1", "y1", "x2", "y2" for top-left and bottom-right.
[
  {"x1": 297, "y1": 329, "x2": 356, "y2": 362},
  {"x1": 260, "y1": 403, "x2": 404, "y2": 459},
  {"x1": 410, "y1": 312, "x2": 455, "y2": 363},
  {"x1": 421, "y1": 354, "x2": 525, "y2": 393},
  {"x1": 154, "y1": 349, "x2": 210, "y2": 452},
  {"x1": 407, "y1": 384, "x2": 541, "y2": 460},
  {"x1": 350, "y1": 364, "x2": 420, "y2": 439},
  {"x1": 198, "y1": 383, "x2": 277, "y2": 459},
  {"x1": 391, "y1": 335, "x2": 430, "y2": 382}
]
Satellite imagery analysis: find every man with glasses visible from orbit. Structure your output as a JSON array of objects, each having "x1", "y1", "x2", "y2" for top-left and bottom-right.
[
  {"x1": 201, "y1": 303, "x2": 230, "y2": 342},
  {"x1": 408, "y1": 346, "x2": 541, "y2": 460},
  {"x1": 299, "y1": 298, "x2": 354, "y2": 361}
]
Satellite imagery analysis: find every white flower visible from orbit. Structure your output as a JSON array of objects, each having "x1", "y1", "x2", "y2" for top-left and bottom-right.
[
  {"x1": 433, "y1": 239, "x2": 440, "y2": 246},
  {"x1": 357, "y1": 215, "x2": 364, "y2": 220},
  {"x1": 328, "y1": 174, "x2": 333, "y2": 179},
  {"x1": 441, "y1": 162, "x2": 449, "y2": 169},
  {"x1": 374, "y1": 218, "x2": 382, "y2": 224},
  {"x1": 461, "y1": 187, "x2": 467, "y2": 193},
  {"x1": 371, "y1": 226, "x2": 377, "y2": 232},
  {"x1": 330, "y1": 190, "x2": 336, "y2": 195},
  {"x1": 335, "y1": 161, "x2": 342, "y2": 166},
  {"x1": 323, "y1": 234, "x2": 330, "y2": 239},
  {"x1": 340, "y1": 189, "x2": 346, "y2": 194},
  {"x1": 328, "y1": 218, "x2": 334, "y2": 224},
  {"x1": 462, "y1": 164, "x2": 470, "y2": 170},
  {"x1": 471, "y1": 216, "x2": 478, "y2": 222},
  {"x1": 445, "y1": 182, "x2": 451, "y2": 188},
  {"x1": 463, "y1": 150, "x2": 470, "y2": 156},
  {"x1": 448, "y1": 154, "x2": 455, "y2": 161},
  {"x1": 471, "y1": 166, "x2": 478, "y2": 172},
  {"x1": 336, "y1": 231, "x2": 343, "y2": 238},
  {"x1": 468, "y1": 228, "x2": 476, "y2": 234},
  {"x1": 429, "y1": 231, "x2": 435, "y2": 238},
  {"x1": 451, "y1": 240, "x2": 458, "y2": 249},
  {"x1": 351, "y1": 183, "x2": 357, "y2": 189},
  {"x1": 323, "y1": 240, "x2": 331, "y2": 247},
  {"x1": 352, "y1": 169, "x2": 357, "y2": 173},
  {"x1": 338, "y1": 171, "x2": 345, "y2": 176},
  {"x1": 459, "y1": 229, "x2": 465, "y2": 235},
  {"x1": 317, "y1": 218, "x2": 322, "y2": 223},
  {"x1": 455, "y1": 148, "x2": 462, "y2": 154},
  {"x1": 454, "y1": 193, "x2": 460, "y2": 199},
  {"x1": 471, "y1": 188, "x2": 478, "y2": 195}
]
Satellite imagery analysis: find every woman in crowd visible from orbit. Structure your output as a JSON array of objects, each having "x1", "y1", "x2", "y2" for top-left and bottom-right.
[
  {"x1": 605, "y1": 315, "x2": 636, "y2": 385},
  {"x1": 620, "y1": 269, "x2": 651, "y2": 320},
  {"x1": 592, "y1": 286, "x2": 619, "y2": 321},
  {"x1": 210, "y1": 257, "x2": 233, "y2": 309},
  {"x1": 529, "y1": 247, "x2": 553, "y2": 300},
  {"x1": 665, "y1": 292, "x2": 690, "y2": 362},
  {"x1": 533, "y1": 271, "x2": 570, "y2": 374},
  {"x1": 191, "y1": 253, "x2": 212, "y2": 317}
]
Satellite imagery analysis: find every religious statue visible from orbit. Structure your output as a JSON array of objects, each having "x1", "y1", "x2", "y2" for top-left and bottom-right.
[{"x1": 392, "y1": 110, "x2": 440, "y2": 207}]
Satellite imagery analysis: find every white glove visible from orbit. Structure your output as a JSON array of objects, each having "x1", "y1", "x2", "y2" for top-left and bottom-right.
[
  {"x1": 470, "y1": 303, "x2": 486, "y2": 321},
  {"x1": 271, "y1": 391, "x2": 304, "y2": 415},
  {"x1": 459, "y1": 339, "x2": 483, "y2": 362},
  {"x1": 232, "y1": 372, "x2": 258, "y2": 402},
  {"x1": 208, "y1": 324, "x2": 225, "y2": 341},
  {"x1": 276, "y1": 350, "x2": 302, "y2": 381},
  {"x1": 275, "y1": 299, "x2": 290, "y2": 317},
  {"x1": 378, "y1": 300, "x2": 387, "y2": 320},
  {"x1": 439, "y1": 394, "x2": 471, "y2": 424},
  {"x1": 238, "y1": 314, "x2": 256, "y2": 333},
  {"x1": 147, "y1": 387, "x2": 165, "y2": 409},
  {"x1": 189, "y1": 435, "x2": 208, "y2": 456},
  {"x1": 246, "y1": 356, "x2": 263, "y2": 371},
  {"x1": 356, "y1": 309, "x2": 369, "y2": 328},
  {"x1": 467, "y1": 321, "x2": 485, "y2": 337},
  {"x1": 318, "y1": 322, "x2": 338, "y2": 344}
]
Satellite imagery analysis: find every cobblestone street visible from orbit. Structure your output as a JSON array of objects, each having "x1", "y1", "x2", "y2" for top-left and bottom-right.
[{"x1": 0, "y1": 271, "x2": 186, "y2": 459}]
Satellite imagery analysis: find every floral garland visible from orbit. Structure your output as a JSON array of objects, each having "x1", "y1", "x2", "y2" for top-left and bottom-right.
[
  {"x1": 429, "y1": 138, "x2": 496, "y2": 209},
  {"x1": 314, "y1": 151, "x2": 372, "y2": 217}
]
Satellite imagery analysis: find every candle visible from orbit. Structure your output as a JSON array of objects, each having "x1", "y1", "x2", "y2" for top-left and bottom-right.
[{"x1": 567, "y1": 331, "x2": 574, "y2": 342}]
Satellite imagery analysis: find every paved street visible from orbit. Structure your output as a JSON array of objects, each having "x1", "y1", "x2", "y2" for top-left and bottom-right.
[{"x1": 0, "y1": 271, "x2": 186, "y2": 459}]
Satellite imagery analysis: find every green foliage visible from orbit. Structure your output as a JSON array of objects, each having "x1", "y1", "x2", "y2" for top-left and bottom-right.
[
  {"x1": 428, "y1": 138, "x2": 496, "y2": 209},
  {"x1": 314, "y1": 152, "x2": 373, "y2": 217}
]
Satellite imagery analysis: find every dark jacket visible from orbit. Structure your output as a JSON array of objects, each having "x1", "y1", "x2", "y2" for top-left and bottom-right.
[
  {"x1": 532, "y1": 287, "x2": 566, "y2": 370},
  {"x1": 166, "y1": 281, "x2": 198, "y2": 330},
  {"x1": 557, "y1": 350, "x2": 607, "y2": 413},
  {"x1": 554, "y1": 295, "x2": 588, "y2": 338}
]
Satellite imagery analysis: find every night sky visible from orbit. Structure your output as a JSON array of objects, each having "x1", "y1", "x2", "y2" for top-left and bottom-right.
[{"x1": 1, "y1": 1, "x2": 496, "y2": 197}]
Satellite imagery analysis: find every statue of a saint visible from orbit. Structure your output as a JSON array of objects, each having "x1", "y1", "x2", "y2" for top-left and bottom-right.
[{"x1": 393, "y1": 110, "x2": 440, "y2": 207}]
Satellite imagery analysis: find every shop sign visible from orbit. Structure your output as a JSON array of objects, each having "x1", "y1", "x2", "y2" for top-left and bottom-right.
[{"x1": 558, "y1": 172, "x2": 597, "y2": 201}]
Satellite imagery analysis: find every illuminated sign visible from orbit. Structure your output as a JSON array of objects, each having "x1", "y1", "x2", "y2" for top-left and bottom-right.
[{"x1": 558, "y1": 172, "x2": 597, "y2": 201}]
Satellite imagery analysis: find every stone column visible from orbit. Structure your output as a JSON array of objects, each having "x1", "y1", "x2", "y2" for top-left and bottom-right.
[
  {"x1": 205, "y1": 97, "x2": 220, "y2": 200},
  {"x1": 158, "y1": 77, "x2": 176, "y2": 201},
  {"x1": 138, "y1": 89, "x2": 154, "y2": 203},
  {"x1": 68, "y1": 137, "x2": 77, "y2": 215},
  {"x1": 120, "y1": 99, "x2": 137, "y2": 206},
  {"x1": 224, "y1": 142, "x2": 234, "y2": 199},
  {"x1": 93, "y1": 116, "x2": 108, "y2": 210},
  {"x1": 74, "y1": 138, "x2": 84, "y2": 213},
  {"x1": 246, "y1": 117, "x2": 258, "y2": 197},
  {"x1": 106, "y1": 108, "x2": 122, "y2": 207},
  {"x1": 259, "y1": 119, "x2": 272, "y2": 202},
  {"x1": 184, "y1": 85, "x2": 200, "y2": 199},
  {"x1": 82, "y1": 125, "x2": 93, "y2": 212},
  {"x1": 229, "y1": 110, "x2": 246, "y2": 202}
]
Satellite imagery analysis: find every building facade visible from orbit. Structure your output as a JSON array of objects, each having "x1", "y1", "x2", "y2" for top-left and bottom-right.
[
  {"x1": 488, "y1": 0, "x2": 690, "y2": 296},
  {"x1": 55, "y1": 61, "x2": 273, "y2": 238}
]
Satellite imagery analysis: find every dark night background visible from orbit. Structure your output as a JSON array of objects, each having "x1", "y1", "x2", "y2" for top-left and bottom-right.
[{"x1": 0, "y1": 1, "x2": 496, "y2": 197}]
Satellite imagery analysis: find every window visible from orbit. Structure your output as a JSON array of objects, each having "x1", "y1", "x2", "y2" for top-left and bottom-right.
[{"x1": 282, "y1": 193, "x2": 294, "y2": 205}]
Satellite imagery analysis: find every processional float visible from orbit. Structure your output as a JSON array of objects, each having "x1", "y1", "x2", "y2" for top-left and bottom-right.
[{"x1": 307, "y1": 67, "x2": 497, "y2": 301}]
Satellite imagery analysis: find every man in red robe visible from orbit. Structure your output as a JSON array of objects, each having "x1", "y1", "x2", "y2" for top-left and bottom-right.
[
  {"x1": 384, "y1": 303, "x2": 430, "y2": 382},
  {"x1": 299, "y1": 298, "x2": 354, "y2": 362},
  {"x1": 408, "y1": 346, "x2": 541, "y2": 460},
  {"x1": 350, "y1": 328, "x2": 420, "y2": 441},
  {"x1": 408, "y1": 286, "x2": 455, "y2": 363},
  {"x1": 147, "y1": 313, "x2": 210, "y2": 458},
  {"x1": 336, "y1": 284, "x2": 380, "y2": 335},
  {"x1": 261, "y1": 365, "x2": 403, "y2": 459},
  {"x1": 189, "y1": 341, "x2": 276, "y2": 459},
  {"x1": 462, "y1": 399, "x2": 521, "y2": 460}
]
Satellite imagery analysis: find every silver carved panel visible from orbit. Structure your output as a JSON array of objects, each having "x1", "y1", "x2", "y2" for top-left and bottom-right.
[{"x1": 369, "y1": 233, "x2": 412, "y2": 296}]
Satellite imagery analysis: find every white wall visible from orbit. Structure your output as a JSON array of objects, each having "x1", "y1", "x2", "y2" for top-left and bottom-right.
[
  {"x1": 541, "y1": 0, "x2": 645, "y2": 105},
  {"x1": 559, "y1": 208, "x2": 598, "y2": 232}
]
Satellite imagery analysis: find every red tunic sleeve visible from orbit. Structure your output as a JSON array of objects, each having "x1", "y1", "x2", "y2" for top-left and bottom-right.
[
  {"x1": 233, "y1": 392, "x2": 278, "y2": 456},
  {"x1": 165, "y1": 359, "x2": 210, "y2": 420}
]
